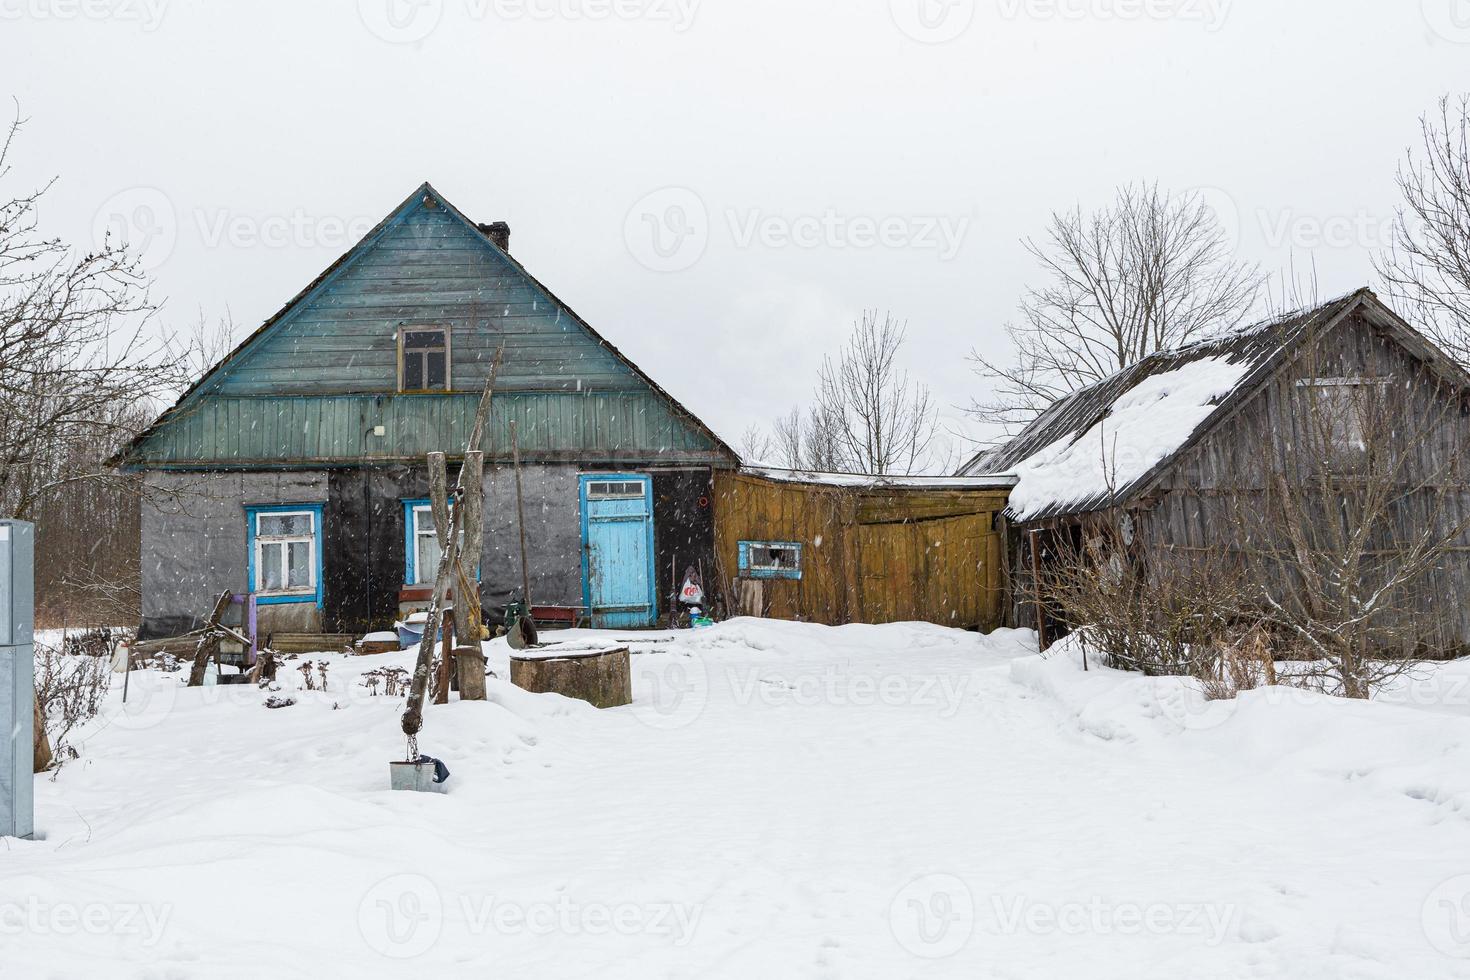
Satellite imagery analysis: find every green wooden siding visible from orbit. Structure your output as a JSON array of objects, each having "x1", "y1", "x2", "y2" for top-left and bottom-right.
[{"x1": 127, "y1": 391, "x2": 721, "y2": 466}]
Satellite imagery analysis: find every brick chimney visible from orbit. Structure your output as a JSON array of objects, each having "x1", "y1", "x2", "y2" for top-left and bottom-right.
[{"x1": 478, "y1": 221, "x2": 510, "y2": 253}]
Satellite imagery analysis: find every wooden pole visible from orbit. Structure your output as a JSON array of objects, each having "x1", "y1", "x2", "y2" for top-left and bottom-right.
[
  {"x1": 511, "y1": 420, "x2": 532, "y2": 610},
  {"x1": 435, "y1": 607, "x2": 455, "y2": 704},
  {"x1": 1029, "y1": 530, "x2": 1050, "y2": 653},
  {"x1": 401, "y1": 347, "x2": 502, "y2": 756},
  {"x1": 402, "y1": 486, "x2": 462, "y2": 754},
  {"x1": 455, "y1": 451, "x2": 485, "y2": 650},
  {"x1": 429, "y1": 451, "x2": 451, "y2": 704}
]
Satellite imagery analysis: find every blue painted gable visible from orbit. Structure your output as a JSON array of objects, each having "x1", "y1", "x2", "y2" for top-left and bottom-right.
[
  {"x1": 119, "y1": 183, "x2": 734, "y2": 468},
  {"x1": 209, "y1": 193, "x2": 640, "y2": 397}
]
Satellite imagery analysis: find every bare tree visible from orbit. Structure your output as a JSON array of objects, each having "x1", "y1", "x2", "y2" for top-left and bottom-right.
[
  {"x1": 1376, "y1": 94, "x2": 1470, "y2": 365},
  {"x1": 770, "y1": 407, "x2": 804, "y2": 469},
  {"x1": 0, "y1": 106, "x2": 225, "y2": 627},
  {"x1": 812, "y1": 311, "x2": 939, "y2": 474},
  {"x1": 761, "y1": 312, "x2": 940, "y2": 475},
  {"x1": 735, "y1": 423, "x2": 774, "y2": 466},
  {"x1": 972, "y1": 182, "x2": 1264, "y2": 437},
  {"x1": 770, "y1": 403, "x2": 848, "y2": 472},
  {"x1": 0, "y1": 106, "x2": 192, "y2": 522}
]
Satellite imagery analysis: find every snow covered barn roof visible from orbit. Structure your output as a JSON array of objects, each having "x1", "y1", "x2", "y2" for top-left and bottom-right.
[{"x1": 960, "y1": 288, "x2": 1470, "y2": 523}]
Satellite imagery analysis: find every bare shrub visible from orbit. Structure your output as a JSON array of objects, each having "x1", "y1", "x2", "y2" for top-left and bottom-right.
[
  {"x1": 33, "y1": 639, "x2": 112, "y2": 764},
  {"x1": 61, "y1": 626, "x2": 133, "y2": 660},
  {"x1": 1034, "y1": 521, "x2": 1254, "y2": 677}
]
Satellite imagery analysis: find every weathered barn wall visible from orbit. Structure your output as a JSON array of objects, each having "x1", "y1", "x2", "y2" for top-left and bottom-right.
[
  {"x1": 1140, "y1": 311, "x2": 1470, "y2": 648},
  {"x1": 140, "y1": 471, "x2": 329, "y2": 639},
  {"x1": 713, "y1": 473, "x2": 1008, "y2": 629}
]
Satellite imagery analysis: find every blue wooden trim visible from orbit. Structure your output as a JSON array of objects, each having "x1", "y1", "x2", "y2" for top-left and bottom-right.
[
  {"x1": 578, "y1": 479, "x2": 591, "y2": 619},
  {"x1": 402, "y1": 497, "x2": 476, "y2": 586},
  {"x1": 578, "y1": 473, "x2": 656, "y2": 627},
  {"x1": 402, "y1": 498, "x2": 430, "y2": 585},
  {"x1": 738, "y1": 540, "x2": 803, "y2": 580},
  {"x1": 245, "y1": 503, "x2": 325, "y2": 607}
]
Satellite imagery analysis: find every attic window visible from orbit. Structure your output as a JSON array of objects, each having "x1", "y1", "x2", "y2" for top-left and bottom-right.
[
  {"x1": 1295, "y1": 377, "x2": 1391, "y2": 471},
  {"x1": 400, "y1": 328, "x2": 449, "y2": 391}
]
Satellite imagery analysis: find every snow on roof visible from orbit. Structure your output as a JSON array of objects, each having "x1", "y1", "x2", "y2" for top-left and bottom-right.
[
  {"x1": 1004, "y1": 356, "x2": 1251, "y2": 521},
  {"x1": 742, "y1": 467, "x2": 1017, "y2": 490},
  {"x1": 963, "y1": 291, "x2": 1390, "y2": 521}
]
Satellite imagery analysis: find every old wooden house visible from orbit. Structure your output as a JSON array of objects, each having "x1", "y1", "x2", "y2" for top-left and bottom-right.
[
  {"x1": 713, "y1": 468, "x2": 1015, "y2": 629},
  {"x1": 962, "y1": 289, "x2": 1470, "y2": 649},
  {"x1": 115, "y1": 183, "x2": 737, "y2": 641}
]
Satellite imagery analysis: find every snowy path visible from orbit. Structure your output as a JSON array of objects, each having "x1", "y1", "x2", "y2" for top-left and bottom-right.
[{"x1": 6, "y1": 619, "x2": 1470, "y2": 978}]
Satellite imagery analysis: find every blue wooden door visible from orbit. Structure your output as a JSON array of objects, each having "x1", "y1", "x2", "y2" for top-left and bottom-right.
[{"x1": 580, "y1": 475, "x2": 656, "y2": 629}]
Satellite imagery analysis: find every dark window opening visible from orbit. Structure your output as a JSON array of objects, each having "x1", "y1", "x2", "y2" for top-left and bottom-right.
[{"x1": 401, "y1": 329, "x2": 449, "y2": 391}]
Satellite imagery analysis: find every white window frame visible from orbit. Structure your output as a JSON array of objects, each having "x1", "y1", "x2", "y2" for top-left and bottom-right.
[
  {"x1": 253, "y1": 509, "x2": 317, "y2": 597},
  {"x1": 410, "y1": 503, "x2": 440, "y2": 586},
  {"x1": 586, "y1": 479, "x2": 648, "y2": 500},
  {"x1": 748, "y1": 542, "x2": 801, "y2": 573}
]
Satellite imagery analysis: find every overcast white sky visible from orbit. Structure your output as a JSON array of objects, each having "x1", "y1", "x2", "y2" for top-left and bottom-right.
[{"x1": 3, "y1": 0, "x2": 1468, "y2": 462}]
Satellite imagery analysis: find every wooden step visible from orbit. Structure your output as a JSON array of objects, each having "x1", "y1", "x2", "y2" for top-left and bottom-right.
[{"x1": 267, "y1": 633, "x2": 356, "y2": 655}]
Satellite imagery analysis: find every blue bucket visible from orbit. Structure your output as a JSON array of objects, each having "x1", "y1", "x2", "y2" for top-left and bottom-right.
[{"x1": 395, "y1": 617, "x2": 441, "y2": 650}]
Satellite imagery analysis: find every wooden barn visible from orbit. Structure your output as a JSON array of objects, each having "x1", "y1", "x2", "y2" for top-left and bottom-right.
[
  {"x1": 712, "y1": 468, "x2": 1016, "y2": 629},
  {"x1": 961, "y1": 289, "x2": 1470, "y2": 651},
  {"x1": 114, "y1": 183, "x2": 738, "y2": 642}
]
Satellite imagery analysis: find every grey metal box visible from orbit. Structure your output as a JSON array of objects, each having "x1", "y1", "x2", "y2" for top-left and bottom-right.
[{"x1": 1, "y1": 520, "x2": 35, "y2": 839}]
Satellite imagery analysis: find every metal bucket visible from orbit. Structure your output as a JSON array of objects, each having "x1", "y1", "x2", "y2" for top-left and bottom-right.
[{"x1": 388, "y1": 760, "x2": 447, "y2": 793}]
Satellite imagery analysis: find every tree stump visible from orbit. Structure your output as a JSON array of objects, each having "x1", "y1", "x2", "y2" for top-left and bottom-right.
[
  {"x1": 455, "y1": 646, "x2": 487, "y2": 701},
  {"x1": 510, "y1": 648, "x2": 631, "y2": 708}
]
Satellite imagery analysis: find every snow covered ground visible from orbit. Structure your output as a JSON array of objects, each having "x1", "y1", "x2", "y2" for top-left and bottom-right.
[{"x1": 7, "y1": 620, "x2": 1470, "y2": 978}]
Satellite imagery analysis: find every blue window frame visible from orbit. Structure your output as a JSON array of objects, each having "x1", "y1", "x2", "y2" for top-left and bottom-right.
[
  {"x1": 245, "y1": 503, "x2": 324, "y2": 606},
  {"x1": 738, "y1": 540, "x2": 803, "y2": 580}
]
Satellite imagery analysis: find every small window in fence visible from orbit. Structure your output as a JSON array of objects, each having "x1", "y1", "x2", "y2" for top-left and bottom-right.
[{"x1": 738, "y1": 541, "x2": 802, "y2": 580}]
